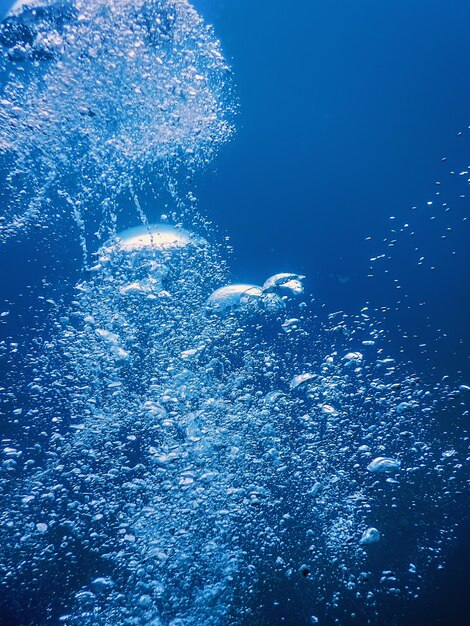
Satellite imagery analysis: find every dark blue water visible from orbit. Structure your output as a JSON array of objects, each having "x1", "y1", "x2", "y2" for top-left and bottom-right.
[
  {"x1": 197, "y1": 3, "x2": 470, "y2": 623},
  {"x1": 194, "y1": 0, "x2": 470, "y2": 375},
  {"x1": 0, "y1": 1, "x2": 468, "y2": 624},
  {"x1": 193, "y1": 4, "x2": 470, "y2": 620}
]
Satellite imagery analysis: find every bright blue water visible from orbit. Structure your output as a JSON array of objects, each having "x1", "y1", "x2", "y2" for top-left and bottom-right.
[{"x1": 0, "y1": 1, "x2": 468, "y2": 625}]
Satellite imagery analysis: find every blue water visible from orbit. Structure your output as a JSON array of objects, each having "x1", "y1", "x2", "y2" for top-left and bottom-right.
[
  {"x1": 195, "y1": 0, "x2": 470, "y2": 375},
  {"x1": 0, "y1": 1, "x2": 468, "y2": 624}
]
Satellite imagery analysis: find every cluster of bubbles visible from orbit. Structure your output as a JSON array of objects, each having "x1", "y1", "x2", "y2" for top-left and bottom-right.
[
  {"x1": 0, "y1": 1, "x2": 467, "y2": 624},
  {"x1": 0, "y1": 223, "x2": 467, "y2": 624},
  {"x1": 0, "y1": 0, "x2": 234, "y2": 242},
  {"x1": 206, "y1": 273, "x2": 304, "y2": 317}
]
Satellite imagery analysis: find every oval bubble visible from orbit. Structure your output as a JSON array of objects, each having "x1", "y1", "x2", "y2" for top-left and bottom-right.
[
  {"x1": 262, "y1": 273, "x2": 305, "y2": 296},
  {"x1": 359, "y1": 527, "x2": 381, "y2": 545},
  {"x1": 367, "y1": 457, "x2": 401, "y2": 473},
  {"x1": 206, "y1": 284, "x2": 263, "y2": 315}
]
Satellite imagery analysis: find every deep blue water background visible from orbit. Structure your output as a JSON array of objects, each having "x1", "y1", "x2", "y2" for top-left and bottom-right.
[
  {"x1": 0, "y1": 0, "x2": 469, "y2": 624},
  {"x1": 192, "y1": 6, "x2": 470, "y2": 620}
]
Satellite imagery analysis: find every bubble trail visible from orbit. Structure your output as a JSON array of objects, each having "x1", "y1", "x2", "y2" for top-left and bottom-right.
[
  {"x1": 0, "y1": 224, "x2": 466, "y2": 624},
  {"x1": 0, "y1": 2, "x2": 467, "y2": 625}
]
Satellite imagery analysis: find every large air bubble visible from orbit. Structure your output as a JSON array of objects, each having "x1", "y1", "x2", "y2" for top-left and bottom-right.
[
  {"x1": 112, "y1": 223, "x2": 205, "y2": 254},
  {"x1": 206, "y1": 283, "x2": 264, "y2": 315}
]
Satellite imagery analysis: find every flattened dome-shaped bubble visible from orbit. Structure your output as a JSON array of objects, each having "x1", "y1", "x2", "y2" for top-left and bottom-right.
[
  {"x1": 115, "y1": 224, "x2": 204, "y2": 252},
  {"x1": 262, "y1": 273, "x2": 305, "y2": 296},
  {"x1": 206, "y1": 284, "x2": 263, "y2": 315}
]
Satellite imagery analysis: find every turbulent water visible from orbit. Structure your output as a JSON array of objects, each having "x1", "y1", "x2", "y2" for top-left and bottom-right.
[{"x1": 0, "y1": 2, "x2": 467, "y2": 625}]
